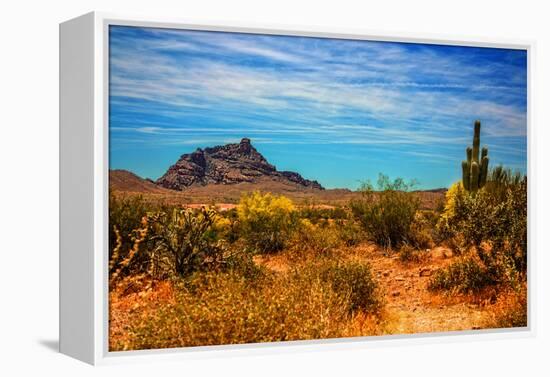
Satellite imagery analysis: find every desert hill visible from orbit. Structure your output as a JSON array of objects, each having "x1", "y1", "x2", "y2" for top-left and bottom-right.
[
  {"x1": 156, "y1": 138, "x2": 324, "y2": 191},
  {"x1": 109, "y1": 168, "x2": 354, "y2": 205},
  {"x1": 109, "y1": 169, "x2": 169, "y2": 193}
]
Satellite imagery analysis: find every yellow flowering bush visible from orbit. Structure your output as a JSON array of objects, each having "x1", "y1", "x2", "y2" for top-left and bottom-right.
[
  {"x1": 237, "y1": 191, "x2": 297, "y2": 253},
  {"x1": 440, "y1": 182, "x2": 465, "y2": 222},
  {"x1": 292, "y1": 218, "x2": 342, "y2": 255}
]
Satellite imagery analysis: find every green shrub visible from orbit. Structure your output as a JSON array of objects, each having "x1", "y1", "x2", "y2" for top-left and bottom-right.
[
  {"x1": 428, "y1": 252, "x2": 519, "y2": 293},
  {"x1": 319, "y1": 261, "x2": 381, "y2": 314},
  {"x1": 147, "y1": 207, "x2": 226, "y2": 276},
  {"x1": 336, "y1": 219, "x2": 364, "y2": 247},
  {"x1": 350, "y1": 174, "x2": 420, "y2": 249},
  {"x1": 298, "y1": 204, "x2": 348, "y2": 224},
  {"x1": 237, "y1": 191, "x2": 297, "y2": 253},
  {"x1": 437, "y1": 171, "x2": 527, "y2": 272},
  {"x1": 428, "y1": 256, "x2": 488, "y2": 293}
]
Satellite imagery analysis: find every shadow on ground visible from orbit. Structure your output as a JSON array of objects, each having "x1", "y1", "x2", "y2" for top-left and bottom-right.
[{"x1": 38, "y1": 339, "x2": 59, "y2": 353}]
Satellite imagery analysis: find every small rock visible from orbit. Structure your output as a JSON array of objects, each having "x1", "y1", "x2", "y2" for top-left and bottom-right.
[
  {"x1": 419, "y1": 268, "x2": 432, "y2": 277},
  {"x1": 395, "y1": 277, "x2": 405, "y2": 282},
  {"x1": 383, "y1": 271, "x2": 390, "y2": 277},
  {"x1": 392, "y1": 291, "x2": 401, "y2": 297}
]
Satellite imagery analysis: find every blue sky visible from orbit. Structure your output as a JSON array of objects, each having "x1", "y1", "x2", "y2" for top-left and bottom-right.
[{"x1": 109, "y1": 26, "x2": 527, "y2": 190}]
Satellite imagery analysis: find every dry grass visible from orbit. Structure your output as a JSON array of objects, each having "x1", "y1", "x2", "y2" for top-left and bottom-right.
[
  {"x1": 108, "y1": 184, "x2": 526, "y2": 351},
  {"x1": 484, "y1": 283, "x2": 528, "y2": 329},
  {"x1": 109, "y1": 258, "x2": 384, "y2": 351},
  {"x1": 109, "y1": 240, "x2": 528, "y2": 351}
]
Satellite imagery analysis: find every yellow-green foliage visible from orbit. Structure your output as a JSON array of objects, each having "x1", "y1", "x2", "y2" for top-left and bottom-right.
[
  {"x1": 214, "y1": 208, "x2": 241, "y2": 243},
  {"x1": 110, "y1": 259, "x2": 382, "y2": 351},
  {"x1": 291, "y1": 219, "x2": 342, "y2": 255},
  {"x1": 237, "y1": 191, "x2": 297, "y2": 253},
  {"x1": 439, "y1": 182, "x2": 466, "y2": 223},
  {"x1": 436, "y1": 180, "x2": 476, "y2": 248}
]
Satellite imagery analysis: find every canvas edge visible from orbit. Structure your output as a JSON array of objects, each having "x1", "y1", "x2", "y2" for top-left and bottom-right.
[
  {"x1": 59, "y1": 10, "x2": 537, "y2": 365},
  {"x1": 59, "y1": 11, "x2": 97, "y2": 365}
]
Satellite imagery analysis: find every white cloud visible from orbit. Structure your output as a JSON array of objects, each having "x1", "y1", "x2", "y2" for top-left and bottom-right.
[{"x1": 109, "y1": 26, "x2": 527, "y2": 159}]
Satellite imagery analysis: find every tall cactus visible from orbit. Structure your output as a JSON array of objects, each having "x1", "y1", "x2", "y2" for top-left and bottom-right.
[{"x1": 462, "y1": 120, "x2": 489, "y2": 192}]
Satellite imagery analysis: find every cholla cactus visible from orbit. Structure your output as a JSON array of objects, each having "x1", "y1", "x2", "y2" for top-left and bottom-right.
[
  {"x1": 462, "y1": 120, "x2": 489, "y2": 192},
  {"x1": 109, "y1": 217, "x2": 149, "y2": 286},
  {"x1": 148, "y1": 207, "x2": 224, "y2": 276}
]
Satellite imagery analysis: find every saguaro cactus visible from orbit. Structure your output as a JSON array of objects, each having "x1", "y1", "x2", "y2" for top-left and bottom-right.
[{"x1": 462, "y1": 120, "x2": 489, "y2": 192}]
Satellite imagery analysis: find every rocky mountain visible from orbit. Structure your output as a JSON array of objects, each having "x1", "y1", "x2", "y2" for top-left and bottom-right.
[{"x1": 156, "y1": 138, "x2": 324, "y2": 190}]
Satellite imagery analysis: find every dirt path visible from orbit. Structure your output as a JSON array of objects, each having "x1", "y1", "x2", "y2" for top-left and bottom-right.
[
  {"x1": 255, "y1": 243, "x2": 492, "y2": 335},
  {"x1": 360, "y1": 245, "x2": 489, "y2": 334}
]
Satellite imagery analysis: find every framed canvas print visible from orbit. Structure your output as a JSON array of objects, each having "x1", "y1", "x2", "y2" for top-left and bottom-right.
[{"x1": 60, "y1": 12, "x2": 533, "y2": 365}]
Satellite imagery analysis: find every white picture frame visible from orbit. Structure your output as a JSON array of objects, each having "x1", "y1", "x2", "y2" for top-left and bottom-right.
[{"x1": 59, "y1": 11, "x2": 535, "y2": 365}]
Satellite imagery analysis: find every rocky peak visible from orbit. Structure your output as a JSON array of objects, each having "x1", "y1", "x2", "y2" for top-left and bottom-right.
[
  {"x1": 238, "y1": 137, "x2": 252, "y2": 154},
  {"x1": 156, "y1": 138, "x2": 324, "y2": 191},
  {"x1": 189, "y1": 148, "x2": 206, "y2": 167}
]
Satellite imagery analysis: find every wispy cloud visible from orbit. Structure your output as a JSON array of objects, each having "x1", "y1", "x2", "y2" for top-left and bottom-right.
[{"x1": 108, "y1": 26, "x2": 527, "y2": 188}]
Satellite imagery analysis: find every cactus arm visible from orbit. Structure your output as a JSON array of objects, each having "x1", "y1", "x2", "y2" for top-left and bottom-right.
[
  {"x1": 462, "y1": 161, "x2": 471, "y2": 190},
  {"x1": 479, "y1": 156, "x2": 489, "y2": 187},
  {"x1": 472, "y1": 120, "x2": 481, "y2": 163},
  {"x1": 481, "y1": 146, "x2": 488, "y2": 160},
  {"x1": 470, "y1": 161, "x2": 480, "y2": 192}
]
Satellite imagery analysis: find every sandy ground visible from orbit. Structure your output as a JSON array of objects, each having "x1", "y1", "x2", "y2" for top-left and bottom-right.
[{"x1": 255, "y1": 243, "x2": 493, "y2": 335}]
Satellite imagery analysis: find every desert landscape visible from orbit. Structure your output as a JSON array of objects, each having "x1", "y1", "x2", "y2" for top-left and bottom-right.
[
  {"x1": 109, "y1": 131, "x2": 527, "y2": 351},
  {"x1": 107, "y1": 25, "x2": 527, "y2": 351}
]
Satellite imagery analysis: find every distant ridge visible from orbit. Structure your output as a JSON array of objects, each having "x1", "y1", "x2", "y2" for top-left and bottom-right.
[
  {"x1": 109, "y1": 169, "x2": 168, "y2": 193},
  {"x1": 156, "y1": 138, "x2": 324, "y2": 191},
  {"x1": 413, "y1": 188, "x2": 447, "y2": 194}
]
